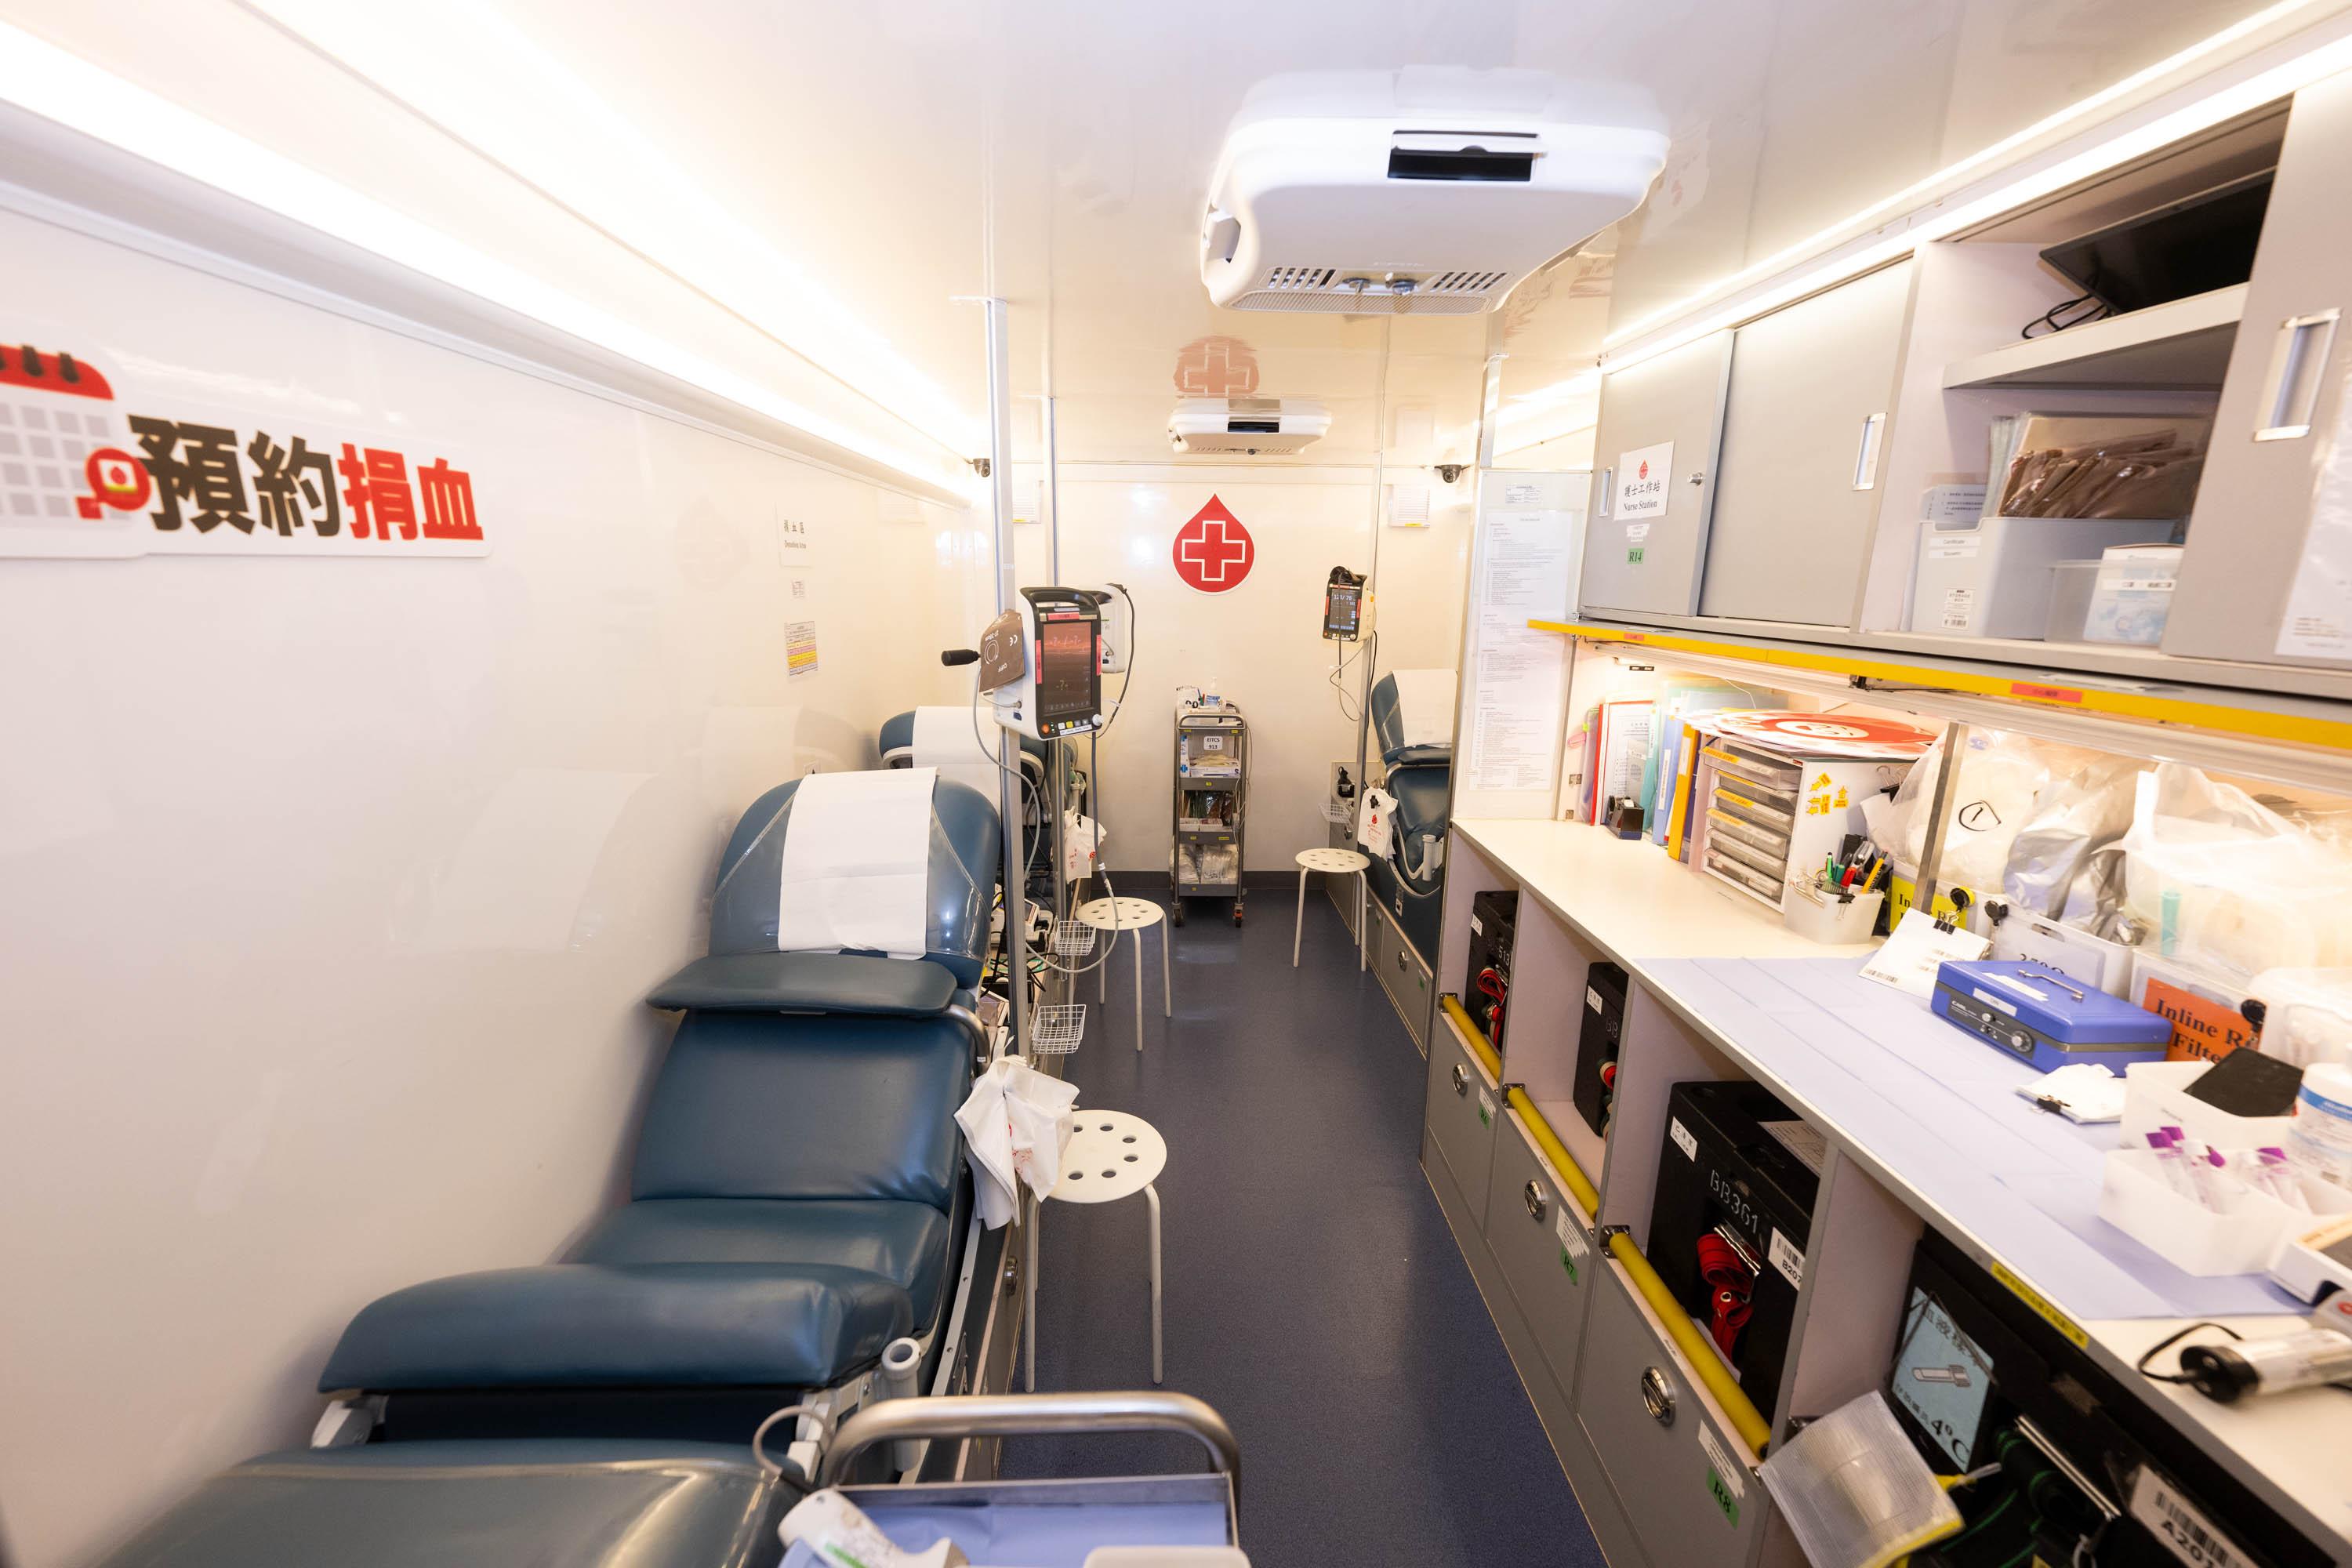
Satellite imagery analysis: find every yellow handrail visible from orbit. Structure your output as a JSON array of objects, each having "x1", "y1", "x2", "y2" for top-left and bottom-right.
[
  {"x1": 1505, "y1": 1088, "x2": 1599, "y2": 1219},
  {"x1": 1439, "y1": 994, "x2": 1502, "y2": 1082},
  {"x1": 1605, "y1": 1230, "x2": 1773, "y2": 1455}
]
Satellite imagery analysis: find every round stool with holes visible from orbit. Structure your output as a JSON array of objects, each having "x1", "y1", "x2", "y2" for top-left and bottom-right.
[
  {"x1": 1293, "y1": 847, "x2": 1371, "y2": 971},
  {"x1": 1023, "y1": 1109, "x2": 1169, "y2": 1389},
  {"x1": 1073, "y1": 895, "x2": 1171, "y2": 1053}
]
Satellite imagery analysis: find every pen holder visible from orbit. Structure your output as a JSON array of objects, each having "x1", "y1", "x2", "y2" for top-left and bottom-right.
[{"x1": 1783, "y1": 887, "x2": 1884, "y2": 946}]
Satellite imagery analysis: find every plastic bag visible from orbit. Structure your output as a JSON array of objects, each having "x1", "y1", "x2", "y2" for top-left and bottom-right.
[
  {"x1": 955, "y1": 1057, "x2": 1080, "y2": 1229},
  {"x1": 2120, "y1": 764, "x2": 2352, "y2": 982},
  {"x1": 1869, "y1": 729, "x2": 2099, "y2": 895},
  {"x1": 2001, "y1": 757, "x2": 2143, "y2": 921},
  {"x1": 2246, "y1": 968, "x2": 2352, "y2": 1068}
]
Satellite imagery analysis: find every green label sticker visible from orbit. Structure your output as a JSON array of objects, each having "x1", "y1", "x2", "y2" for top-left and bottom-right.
[
  {"x1": 1627, "y1": 546, "x2": 1646, "y2": 564},
  {"x1": 1707, "y1": 1468, "x2": 1740, "y2": 1526},
  {"x1": 1558, "y1": 1247, "x2": 1579, "y2": 1284}
]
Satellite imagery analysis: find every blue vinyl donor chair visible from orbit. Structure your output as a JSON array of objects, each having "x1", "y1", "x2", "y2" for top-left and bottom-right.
[
  {"x1": 98, "y1": 773, "x2": 1000, "y2": 1568},
  {"x1": 1362, "y1": 671, "x2": 1454, "y2": 965}
]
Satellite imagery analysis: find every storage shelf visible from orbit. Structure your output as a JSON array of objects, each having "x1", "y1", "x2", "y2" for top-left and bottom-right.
[
  {"x1": 1940, "y1": 283, "x2": 2247, "y2": 390},
  {"x1": 1539, "y1": 618, "x2": 2352, "y2": 777},
  {"x1": 1453, "y1": 816, "x2": 2351, "y2": 1555}
]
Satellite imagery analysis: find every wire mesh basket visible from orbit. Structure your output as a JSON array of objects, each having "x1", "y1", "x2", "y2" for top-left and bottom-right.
[
  {"x1": 1029, "y1": 1003, "x2": 1087, "y2": 1057},
  {"x1": 1320, "y1": 800, "x2": 1352, "y2": 826},
  {"x1": 1047, "y1": 920, "x2": 1098, "y2": 959}
]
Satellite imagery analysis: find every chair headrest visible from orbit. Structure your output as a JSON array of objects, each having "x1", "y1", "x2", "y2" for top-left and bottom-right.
[
  {"x1": 1370, "y1": 670, "x2": 1457, "y2": 767},
  {"x1": 704, "y1": 773, "x2": 1000, "y2": 987}
]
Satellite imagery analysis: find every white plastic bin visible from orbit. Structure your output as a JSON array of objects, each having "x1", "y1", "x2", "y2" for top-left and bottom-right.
[{"x1": 2098, "y1": 1147, "x2": 2352, "y2": 1275}]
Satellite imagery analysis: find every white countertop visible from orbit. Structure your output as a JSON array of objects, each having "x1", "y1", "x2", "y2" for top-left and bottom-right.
[
  {"x1": 1454, "y1": 815, "x2": 2352, "y2": 1561},
  {"x1": 1455, "y1": 817, "x2": 1878, "y2": 965}
]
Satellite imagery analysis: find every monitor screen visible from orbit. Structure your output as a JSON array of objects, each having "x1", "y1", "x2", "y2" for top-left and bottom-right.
[
  {"x1": 1325, "y1": 584, "x2": 1362, "y2": 638},
  {"x1": 2039, "y1": 169, "x2": 2272, "y2": 315},
  {"x1": 1036, "y1": 616, "x2": 1098, "y2": 724}
]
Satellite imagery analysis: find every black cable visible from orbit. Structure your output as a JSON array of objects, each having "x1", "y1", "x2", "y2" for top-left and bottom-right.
[{"x1": 2021, "y1": 289, "x2": 2109, "y2": 339}]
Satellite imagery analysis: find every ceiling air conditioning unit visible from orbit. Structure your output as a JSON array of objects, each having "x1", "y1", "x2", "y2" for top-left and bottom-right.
[
  {"x1": 1169, "y1": 397, "x2": 1332, "y2": 456},
  {"x1": 1200, "y1": 67, "x2": 1668, "y2": 314}
]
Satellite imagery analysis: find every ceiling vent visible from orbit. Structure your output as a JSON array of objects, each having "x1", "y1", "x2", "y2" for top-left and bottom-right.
[
  {"x1": 1199, "y1": 67, "x2": 1668, "y2": 315},
  {"x1": 1169, "y1": 396, "x2": 1332, "y2": 456}
]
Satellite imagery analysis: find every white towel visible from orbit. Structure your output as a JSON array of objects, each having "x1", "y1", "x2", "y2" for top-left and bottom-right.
[
  {"x1": 909, "y1": 705, "x2": 1002, "y2": 800},
  {"x1": 956, "y1": 1057, "x2": 1080, "y2": 1229},
  {"x1": 776, "y1": 768, "x2": 935, "y2": 960},
  {"x1": 1388, "y1": 668, "x2": 1457, "y2": 750}
]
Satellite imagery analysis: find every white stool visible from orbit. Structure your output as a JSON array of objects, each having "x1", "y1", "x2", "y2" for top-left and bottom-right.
[
  {"x1": 1026, "y1": 1109, "x2": 1168, "y2": 1388},
  {"x1": 1294, "y1": 848, "x2": 1371, "y2": 971},
  {"x1": 1074, "y1": 895, "x2": 1171, "y2": 1052}
]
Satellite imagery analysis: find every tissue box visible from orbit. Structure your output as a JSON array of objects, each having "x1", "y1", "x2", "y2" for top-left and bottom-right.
[{"x1": 2083, "y1": 543, "x2": 2181, "y2": 646}]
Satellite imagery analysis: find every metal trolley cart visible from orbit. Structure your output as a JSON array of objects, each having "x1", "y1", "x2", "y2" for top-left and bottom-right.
[
  {"x1": 1171, "y1": 697, "x2": 1247, "y2": 926},
  {"x1": 812, "y1": 1392, "x2": 1243, "y2": 1564}
]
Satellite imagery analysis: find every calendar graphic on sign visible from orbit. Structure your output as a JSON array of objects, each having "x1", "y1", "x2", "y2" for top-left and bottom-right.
[{"x1": 0, "y1": 341, "x2": 135, "y2": 554}]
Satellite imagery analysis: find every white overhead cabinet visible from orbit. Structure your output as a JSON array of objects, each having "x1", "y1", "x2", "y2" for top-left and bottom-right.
[
  {"x1": 2165, "y1": 69, "x2": 2352, "y2": 671},
  {"x1": 1699, "y1": 261, "x2": 1914, "y2": 626},
  {"x1": 1580, "y1": 332, "x2": 1734, "y2": 619}
]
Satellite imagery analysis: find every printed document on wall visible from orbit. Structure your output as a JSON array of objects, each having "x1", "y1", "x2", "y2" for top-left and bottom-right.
[
  {"x1": 2276, "y1": 367, "x2": 2352, "y2": 662},
  {"x1": 1466, "y1": 499, "x2": 1581, "y2": 794}
]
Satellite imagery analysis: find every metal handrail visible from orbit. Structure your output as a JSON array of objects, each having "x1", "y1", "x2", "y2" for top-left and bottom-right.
[{"x1": 817, "y1": 1392, "x2": 1240, "y2": 1501}]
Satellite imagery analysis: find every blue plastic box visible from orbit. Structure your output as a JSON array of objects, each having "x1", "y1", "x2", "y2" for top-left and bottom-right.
[{"x1": 1931, "y1": 959, "x2": 2172, "y2": 1072}]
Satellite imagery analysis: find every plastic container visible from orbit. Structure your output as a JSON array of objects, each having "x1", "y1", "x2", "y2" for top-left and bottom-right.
[
  {"x1": 1759, "y1": 1392, "x2": 1958, "y2": 1568},
  {"x1": 2083, "y1": 543, "x2": 2181, "y2": 645},
  {"x1": 2043, "y1": 560, "x2": 2100, "y2": 642},
  {"x1": 2247, "y1": 968, "x2": 2352, "y2": 1067},
  {"x1": 2098, "y1": 1145, "x2": 2352, "y2": 1275},
  {"x1": 1784, "y1": 887, "x2": 1886, "y2": 946},
  {"x1": 2289, "y1": 1062, "x2": 2352, "y2": 1188},
  {"x1": 2120, "y1": 1061, "x2": 2295, "y2": 1156}
]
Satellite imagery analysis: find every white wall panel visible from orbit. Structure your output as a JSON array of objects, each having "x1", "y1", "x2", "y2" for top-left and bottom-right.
[
  {"x1": 0, "y1": 210, "x2": 978, "y2": 1568},
  {"x1": 1022, "y1": 468, "x2": 1466, "y2": 876}
]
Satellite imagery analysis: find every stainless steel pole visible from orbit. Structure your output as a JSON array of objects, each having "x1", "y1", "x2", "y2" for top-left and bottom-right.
[{"x1": 982, "y1": 297, "x2": 1028, "y2": 1052}]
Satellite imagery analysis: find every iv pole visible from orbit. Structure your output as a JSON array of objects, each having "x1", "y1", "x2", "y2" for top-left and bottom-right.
[{"x1": 980, "y1": 296, "x2": 1029, "y2": 1055}]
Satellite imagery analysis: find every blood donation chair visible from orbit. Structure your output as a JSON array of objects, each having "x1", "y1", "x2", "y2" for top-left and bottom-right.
[
  {"x1": 98, "y1": 771, "x2": 1002, "y2": 1568},
  {"x1": 1362, "y1": 669, "x2": 1456, "y2": 967}
]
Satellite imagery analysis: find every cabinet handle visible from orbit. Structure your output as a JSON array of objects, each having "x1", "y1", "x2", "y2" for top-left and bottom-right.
[
  {"x1": 1451, "y1": 1062, "x2": 1468, "y2": 1096},
  {"x1": 1640, "y1": 1367, "x2": 1676, "y2": 1427},
  {"x1": 1851, "y1": 412, "x2": 1886, "y2": 489},
  {"x1": 1523, "y1": 1180, "x2": 1548, "y2": 1222},
  {"x1": 1597, "y1": 467, "x2": 1613, "y2": 517},
  {"x1": 2255, "y1": 310, "x2": 2340, "y2": 442}
]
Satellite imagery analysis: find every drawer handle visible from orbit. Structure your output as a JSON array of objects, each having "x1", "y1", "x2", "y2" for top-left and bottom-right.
[
  {"x1": 1523, "y1": 1180, "x2": 1548, "y2": 1223},
  {"x1": 1640, "y1": 1367, "x2": 1676, "y2": 1428},
  {"x1": 1451, "y1": 1062, "x2": 1468, "y2": 1097},
  {"x1": 2256, "y1": 309, "x2": 2339, "y2": 441}
]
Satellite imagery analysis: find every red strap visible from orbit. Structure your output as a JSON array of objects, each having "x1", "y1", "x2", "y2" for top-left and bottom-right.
[{"x1": 1695, "y1": 1233, "x2": 1754, "y2": 1358}]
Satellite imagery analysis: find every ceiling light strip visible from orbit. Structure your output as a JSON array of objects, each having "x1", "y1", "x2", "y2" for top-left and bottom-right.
[
  {"x1": 0, "y1": 20, "x2": 972, "y2": 496},
  {"x1": 1602, "y1": 5, "x2": 2352, "y2": 376}
]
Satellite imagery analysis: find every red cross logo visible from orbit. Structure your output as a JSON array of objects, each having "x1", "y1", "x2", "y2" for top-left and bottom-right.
[{"x1": 1171, "y1": 495, "x2": 1254, "y2": 593}]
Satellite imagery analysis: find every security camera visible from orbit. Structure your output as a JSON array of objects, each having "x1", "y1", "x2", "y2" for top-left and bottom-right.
[{"x1": 1435, "y1": 463, "x2": 1465, "y2": 484}]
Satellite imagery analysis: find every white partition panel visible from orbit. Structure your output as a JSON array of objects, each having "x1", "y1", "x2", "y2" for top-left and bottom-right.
[{"x1": 0, "y1": 209, "x2": 980, "y2": 1568}]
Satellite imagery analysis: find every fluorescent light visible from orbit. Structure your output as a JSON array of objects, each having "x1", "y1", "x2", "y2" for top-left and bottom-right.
[
  {"x1": 1602, "y1": 20, "x2": 2352, "y2": 376},
  {"x1": 242, "y1": 0, "x2": 982, "y2": 459},
  {"x1": 0, "y1": 20, "x2": 974, "y2": 495}
]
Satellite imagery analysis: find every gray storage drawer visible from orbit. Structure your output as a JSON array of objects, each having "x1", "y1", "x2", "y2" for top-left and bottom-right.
[
  {"x1": 1483, "y1": 1110, "x2": 1597, "y2": 1392},
  {"x1": 1579, "y1": 1256, "x2": 1767, "y2": 1567},
  {"x1": 1581, "y1": 331, "x2": 1734, "y2": 619},
  {"x1": 1700, "y1": 261, "x2": 1913, "y2": 626},
  {"x1": 1374, "y1": 904, "x2": 1435, "y2": 1049},
  {"x1": 1425, "y1": 1014, "x2": 1500, "y2": 1205},
  {"x1": 2167, "y1": 69, "x2": 2352, "y2": 669}
]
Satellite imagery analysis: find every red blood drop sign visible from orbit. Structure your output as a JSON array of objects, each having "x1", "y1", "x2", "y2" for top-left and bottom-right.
[{"x1": 1171, "y1": 494, "x2": 1253, "y2": 593}]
